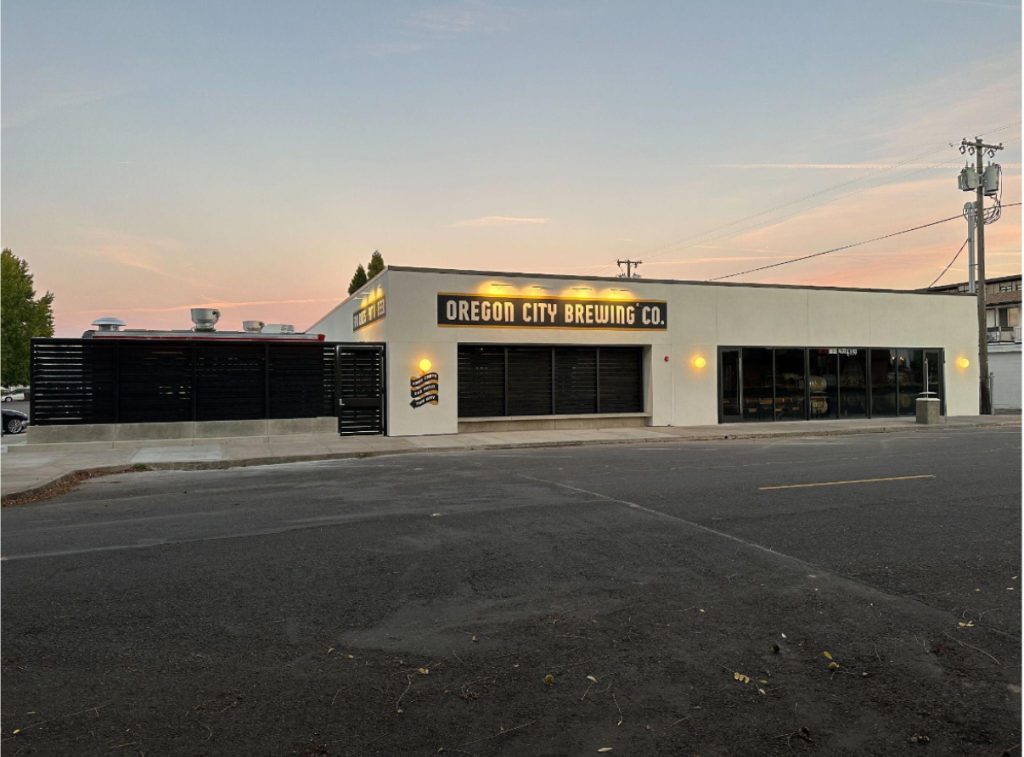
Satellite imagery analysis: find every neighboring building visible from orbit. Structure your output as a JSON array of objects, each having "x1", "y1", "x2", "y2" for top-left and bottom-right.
[
  {"x1": 928, "y1": 274, "x2": 1021, "y2": 411},
  {"x1": 309, "y1": 266, "x2": 980, "y2": 437}
]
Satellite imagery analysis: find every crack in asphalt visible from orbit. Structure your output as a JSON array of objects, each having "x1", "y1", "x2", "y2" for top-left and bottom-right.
[{"x1": 514, "y1": 472, "x2": 1021, "y2": 646}]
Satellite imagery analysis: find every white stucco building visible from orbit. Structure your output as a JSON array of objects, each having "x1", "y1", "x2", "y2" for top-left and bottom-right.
[{"x1": 309, "y1": 266, "x2": 980, "y2": 437}]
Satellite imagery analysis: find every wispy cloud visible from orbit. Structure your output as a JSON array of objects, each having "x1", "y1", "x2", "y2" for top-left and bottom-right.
[
  {"x1": 363, "y1": 40, "x2": 427, "y2": 58},
  {"x1": 717, "y1": 162, "x2": 959, "y2": 170},
  {"x1": 366, "y1": 1, "x2": 530, "y2": 57},
  {"x1": 719, "y1": 161, "x2": 1020, "y2": 170},
  {"x1": 2, "y1": 86, "x2": 127, "y2": 129},
  {"x1": 405, "y1": 1, "x2": 519, "y2": 34},
  {"x1": 911, "y1": 0, "x2": 1021, "y2": 9},
  {"x1": 450, "y1": 215, "x2": 549, "y2": 228},
  {"x1": 75, "y1": 297, "x2": 339, "y2": 315}
]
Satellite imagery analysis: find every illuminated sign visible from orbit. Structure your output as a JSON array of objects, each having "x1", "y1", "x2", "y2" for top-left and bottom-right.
[
  {"x1": 410, "y1": 372, "x2": 439, "y2": 408},
  {"x1": 353, "y1": 294, "x2": 386, "y2": 331},
  {"x1": 436, "y1": 293, "x2": 667, "y2": 330}
]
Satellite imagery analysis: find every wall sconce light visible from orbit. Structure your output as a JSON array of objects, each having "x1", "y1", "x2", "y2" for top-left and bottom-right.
[
  {"x1": 956, "y1": 357, "x2": 970, "y2": 369},
  {"x1": 418, "y1": 358, "x2": 432, "y2": 373},
  {"x1": 692, "y1": 356, "x2": 707, "y2": 369}
]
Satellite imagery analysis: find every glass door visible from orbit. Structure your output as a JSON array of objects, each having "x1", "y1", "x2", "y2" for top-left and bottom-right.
[
  {"x1": 924, "y1": 349, "x2": 943, "y2": 414},
  {"x1": 719, "y1": 349, "x2": 742, "y2": 422}
]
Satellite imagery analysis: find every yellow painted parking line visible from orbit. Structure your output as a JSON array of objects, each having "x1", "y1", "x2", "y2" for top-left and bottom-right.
[{"x1": 759, "y1": 474, "x2": 935, "y2": 491}]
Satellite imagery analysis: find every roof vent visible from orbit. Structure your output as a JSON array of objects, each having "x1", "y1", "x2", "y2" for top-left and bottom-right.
[
  {"x1": 242, "y1": 320, "x2": 265, "y2": 333},
  {"x1": 190, "y1": 308, "x2": 220, "y2": 332},
  {"x1": 91, "y1": 316, "x2": 126, "y2": 332}
]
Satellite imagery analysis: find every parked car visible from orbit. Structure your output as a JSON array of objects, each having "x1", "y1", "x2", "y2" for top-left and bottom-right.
[
  {"x1": 2, "y1": 391, "x2": 26, "y2": 402},
  {"x1": 2, "y1": 408, "x2": 28, "y2": 434}
]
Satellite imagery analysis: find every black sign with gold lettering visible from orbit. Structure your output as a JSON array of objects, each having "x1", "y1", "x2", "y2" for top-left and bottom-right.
[
  {"x1": 353, "y1": 295, "x2": 386, "y2": 332},
  {"x1": 410, "y1": 372, "x2": 439, "y2": 408},
  {"x1": 437, "y1": 293, "x2": 667, "y2": 330}
]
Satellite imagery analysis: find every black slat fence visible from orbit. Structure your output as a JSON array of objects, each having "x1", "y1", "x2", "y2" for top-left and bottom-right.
[{"x1": 31, "y1": 339, "x2": 340, "y2": 426}]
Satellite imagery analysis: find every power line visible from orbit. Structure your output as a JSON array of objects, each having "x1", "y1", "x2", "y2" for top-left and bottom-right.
[
  {"x1": 927, "y1": 239, "x2": 969, "y2": 288},
  {"x1": 708, "y1": 202, "x2": 1021, "y2": 282},
  {"x1": 634, "y1": 144, "x2": 959, "y2": 265},
  {"x1": 617, "y1": 120, "x2": 1021, "y2": 275}
]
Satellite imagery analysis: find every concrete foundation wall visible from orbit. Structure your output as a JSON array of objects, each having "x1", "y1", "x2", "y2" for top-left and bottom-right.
[
  {"x1": 458, "y1": 415, "x2": 649, "y2": 433},
  {"x1": 27, "y1": 417, "x2": 338, "y2": 445}
]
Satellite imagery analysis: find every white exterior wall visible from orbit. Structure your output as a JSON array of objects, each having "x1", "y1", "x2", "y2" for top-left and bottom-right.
[{"x1": 309, "y1": 268, "x2": 980, "y2": 437}]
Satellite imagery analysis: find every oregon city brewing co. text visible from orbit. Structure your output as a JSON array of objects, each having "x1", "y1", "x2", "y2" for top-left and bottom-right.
[{"x1": 436, "y1": 293, "x2": 668, "y2": 330}]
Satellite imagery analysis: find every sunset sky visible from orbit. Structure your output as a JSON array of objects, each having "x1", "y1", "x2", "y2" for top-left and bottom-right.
[{"x1": 3, "y1": 0, "x2": 1021, "y2": 336}]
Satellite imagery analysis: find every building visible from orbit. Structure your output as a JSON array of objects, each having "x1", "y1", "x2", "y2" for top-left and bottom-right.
[
  {"x1": 27, "y1": 266, "x2": 983, "y2": 441},
  {"x1": 928, "y1": 274, "x2": 1021, "y2": 411},
  {"x1": 308, "y1": 266, "x2": 979, "y2": 437}
]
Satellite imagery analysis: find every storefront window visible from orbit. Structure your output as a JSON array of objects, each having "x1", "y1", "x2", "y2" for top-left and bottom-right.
[
  {"x1": 870, "y1": 349, "x2": 897, "y2": 416},
  {"x1": 720, "y1": 350, "x2": 741, "y2": 418},
  {"x1": 508, "y1": 347, "x2": 552, "y2": 416},
  {"x1": 774, "y1": 348, "x2": 806, "y2": 420},
  {"x1": 837, "y1": 349, "x2": 868, "y2": 417},
  {"x1": 721, "y1": 345, "x2": 940, "y2": 423},
  {"x1": 808, "y1": 349, "x2": 838, "y2": 419},
  {"x1": 897, "y1": 349, "x2": 924, "y2": 414},
  {"x1": 598, "y1": 348, "x2": 644, "y2": 413},
  {"x1": 742, "y1": 348, "x2": 773, "y2": 420},
  {"x1": 554, "y1": 347, "x2": 597, "y2": 414},
  {"x1": 457, "y1": 346, "x2": 506, "y2": 417}
]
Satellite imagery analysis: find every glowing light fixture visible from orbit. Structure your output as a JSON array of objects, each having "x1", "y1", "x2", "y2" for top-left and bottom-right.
[
  {"x1": 692, "y1": 356, "x2": 707, "y2": 369},
  {"x1": 418, "y1": 358, "x2": 432, "y2": 373},
  {"x1": 956, "y1": 357, "x2": 970, "y2": 369}
]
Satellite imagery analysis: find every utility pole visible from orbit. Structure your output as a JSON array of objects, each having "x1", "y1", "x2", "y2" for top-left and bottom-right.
[
  {"x1": 617, "y1": 259, "x2": 642, "y2": 278},
  {"x1": 959, "y1": 136, "x2": 1004, "y2": 414}
]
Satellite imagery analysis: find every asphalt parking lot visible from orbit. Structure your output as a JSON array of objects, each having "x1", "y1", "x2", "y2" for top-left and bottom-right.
[{"x1": 2, "y1": 428, "x2": 1020, "y2": 755}]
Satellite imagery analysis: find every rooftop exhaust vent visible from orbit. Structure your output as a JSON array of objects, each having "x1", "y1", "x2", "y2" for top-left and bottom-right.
[
  {"x1": 91, "y1": 316, "x2": 126, "y2": 332},
  {"x1": 190, "y1": 308, "x2": 220, "y2": 332}
]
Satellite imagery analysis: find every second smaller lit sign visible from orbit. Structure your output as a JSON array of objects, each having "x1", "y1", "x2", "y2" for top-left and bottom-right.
[{"x1": 353, "y1": 294, "x2": 386, "y2": 331}]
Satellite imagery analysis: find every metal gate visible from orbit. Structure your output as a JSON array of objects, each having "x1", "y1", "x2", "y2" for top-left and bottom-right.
[{"x1": 336, "y1": 345, "x2": 386, "y2": 435}]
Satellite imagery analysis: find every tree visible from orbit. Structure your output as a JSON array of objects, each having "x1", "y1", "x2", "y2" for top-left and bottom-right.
[
  {"x1": 367, "y1": 250, "x2": 385, "y2": 280},
  {"x1": 348, "y1": 264, "x2": 368, "y2": 295},
  {"x1": 1, "y1": 249, "x2": 54, "y2": 386}
]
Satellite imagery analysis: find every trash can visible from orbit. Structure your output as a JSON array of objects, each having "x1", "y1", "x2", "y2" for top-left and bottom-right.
[{"x1": 915, "y1": 392, "x2": 941, "y2": 425}]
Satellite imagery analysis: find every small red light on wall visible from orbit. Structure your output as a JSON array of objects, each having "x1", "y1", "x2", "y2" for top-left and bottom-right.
[{"x1": 664, "y1": 355, "x2": 669, "y2": 362}]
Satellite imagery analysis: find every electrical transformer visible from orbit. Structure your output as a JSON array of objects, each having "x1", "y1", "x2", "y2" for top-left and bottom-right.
[
  {"x1": 957, "y1": 166, "x2": 978, "y2": 192},
  {"x1": 983, "y1": 163, "x2": 1001, "y2": 197}
]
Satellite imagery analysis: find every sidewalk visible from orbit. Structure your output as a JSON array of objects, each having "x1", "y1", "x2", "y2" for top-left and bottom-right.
[{"x1": 2, "y1": 415, "x2": 1019, "y2": 503}]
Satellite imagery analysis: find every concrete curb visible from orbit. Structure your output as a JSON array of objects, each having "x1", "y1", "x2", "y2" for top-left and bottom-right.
[{"x1": 2, "y1": 418, "x2": 1018, "y2": 506}]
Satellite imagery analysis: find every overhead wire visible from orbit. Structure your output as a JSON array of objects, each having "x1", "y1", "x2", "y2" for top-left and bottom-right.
[
  {"x1": 927, "y1": 239, "x2": 969, "y2": 288},
  {"x1": 617, "y1": 119, "x2": 1021, "y2": 275},
  {"x1": 628, "y1": 143, "x2": 960, "y2": 269},
  {"x1": 707, "y1": 202, "x2": 1021, "y2": 282}
]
